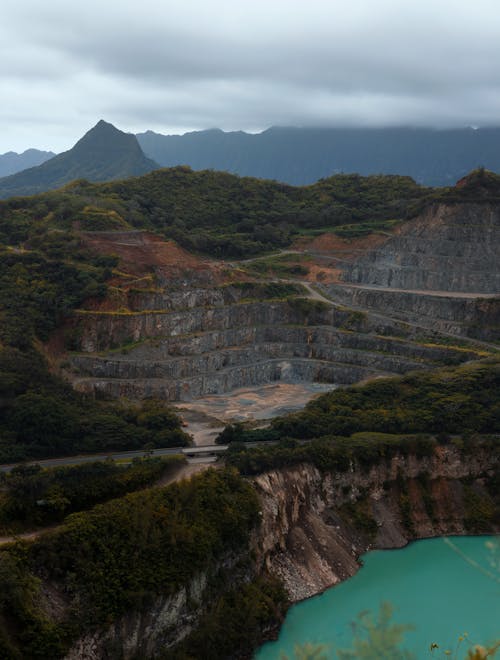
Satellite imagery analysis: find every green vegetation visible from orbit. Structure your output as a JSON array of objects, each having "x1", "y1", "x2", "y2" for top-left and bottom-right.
[
  {"x1": 0, "y1": 202, "x2": 190, "y2": 462},
  {"x1": 0, "y1": 468, "x2": 260, "y2": 658},
  {"x1": 327, "y1": 218, "x2": 402, "y2": 238},
  {"x1": 272, "y1": 361, "x2": 500, "y2": 439},
  {"x1": 339, "y1": 498, "x2": 379, "y2": 541},
  {"x1": 291, "y1": 297, "x2": 331, "y2": 318},
  {"x1": 0, "y1": 456, "x2": 185, "y2": 533},
  {"x1": 2, "y1": 166, "x2": 499, "y2": 263},
  {"x1": 435, "y1": 167, "x2": 500, "y2": 204},
  {"x1": 225, "y1": 434, "x2": 440, "y2": 476},
  {"x1": 0, "y1": 361, "x2": 190, "y2": 462},
  {"x1": 165, "y1": 575, "x2": 288, "y2": 660},
  {"x1": 0, "y1": 169, "x2": 430, "y2": 259},
  {"x1": 222, "y1": 361, "x2": 500, "y2": 449},
  {"x1": 223, "y1": 361, "x2": 500, "y2": 479},
  {"x1": 101, "y1": 169, "x2": 429, "y2": 257},
  {"x1": 463, "y1": 486, "x2": 496, "y2": 533},
  {"x1": 243, "y1": 253, "x2": 311, "y2": 277},
  {"x1": 0, "y1": 243, "x2": 112, "y2": 348}
]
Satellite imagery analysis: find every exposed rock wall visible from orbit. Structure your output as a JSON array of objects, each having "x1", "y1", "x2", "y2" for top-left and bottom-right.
[
  {"x1": 70, "y1": 290, "x2": 485, "y2": 401},
  {"x1": 342, "y1": 203, "x2": 500, "y2": 293},
  {"x1": 63, "y1": 447, "x2": 498, "y2": 658},
  {"x1": 252, "y1": 446, "x2": 498, "y2": 601},
  {"x1": 322, "y1": 283, "x2": 500, "y2": 341},
  {"x1": 65, "y1": 573, "x2": 209, "y2": 660}
]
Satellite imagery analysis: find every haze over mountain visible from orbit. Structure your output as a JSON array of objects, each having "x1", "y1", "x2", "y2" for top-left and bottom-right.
[
  {"x1": 4, "y1": 121, "x2": 500, "y2": 200},
  {"x1": 0, "y1": 120, "x2": 158, "y2": 199},
  {"x1": 137, "y1": 126, "x2": 500, "y2": 187},
  {"x1": 0, "y1": 149, "x2": 55, "y2": 177}
]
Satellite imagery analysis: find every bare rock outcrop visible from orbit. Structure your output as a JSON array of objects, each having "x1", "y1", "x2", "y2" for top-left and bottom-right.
[
  {"x1": 342, "y1": 203, "x2": 500, "y2": 293},
  {"x1": 252, "y1": 446, "x2": 498, "y2": 601}
]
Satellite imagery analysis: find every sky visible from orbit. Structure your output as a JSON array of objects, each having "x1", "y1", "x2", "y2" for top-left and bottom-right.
[{"x1": 2, "y1": 0, "x2": 500, "y2": 152}]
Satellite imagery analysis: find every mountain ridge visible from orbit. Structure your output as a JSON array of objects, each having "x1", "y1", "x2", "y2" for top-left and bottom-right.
[
  {"x1": 136, "y1": 125, "x2": 500, "y2": 186},
  {"x1": 0, "y1": 148, "x2": 55, "y2": 177},
  {"x1": 0, "y1": 120, "x2": 158, "y2": 199}
]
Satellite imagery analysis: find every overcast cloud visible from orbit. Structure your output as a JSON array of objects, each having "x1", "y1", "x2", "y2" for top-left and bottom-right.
[{"x1": 2, "y1": 0, "x2": 500, "y2": 152}]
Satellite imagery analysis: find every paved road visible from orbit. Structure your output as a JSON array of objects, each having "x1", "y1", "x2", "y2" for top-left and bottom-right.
[
  {"x1": 295, "y1": 280, "x2": 334, "y2": 304},
  {"x1": 0, "y1": 446, "x2": 225, "y2": 473},
  {"x1": 333, "y1": 282, "x2": 500, "y2": 300}
]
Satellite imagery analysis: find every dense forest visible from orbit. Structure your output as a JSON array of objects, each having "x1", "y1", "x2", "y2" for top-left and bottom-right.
[
  {"x1": 2, "y1": 166, "x2": 498, "y2": 260},
  {"x1": 0, "y1": 167, "x2": 434, "y2": 258},
  {"x1": 0, "y1": 209, "x2": 190, "y2": 462},
  {"x1": 0, "y1": 468, "x2": 272, "y2": 659},
  {"x1": 273, "y1": 359, "x2": 500, "y2": 438},
  {"x1": 0, "y1": 456, "x2": 185, "y2": 533}
]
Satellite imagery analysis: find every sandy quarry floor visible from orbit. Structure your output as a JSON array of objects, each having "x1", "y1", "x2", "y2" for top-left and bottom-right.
[{"x1": 176, "y1": 381, "x2": 336, "y2": 446}]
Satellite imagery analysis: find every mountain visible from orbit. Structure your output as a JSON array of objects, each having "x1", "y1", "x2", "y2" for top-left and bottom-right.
[
  {"x1": 137, "y1": 126, "x2": 500, "y2": 186},
  {"x1": 0, "y1": 120, "x2": 159, "y2": 199},
  {"x1": 0, "y1": 148, "x2": 55, "y2": 177}
]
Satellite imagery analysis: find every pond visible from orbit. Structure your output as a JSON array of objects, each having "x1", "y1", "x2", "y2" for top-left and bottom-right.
[{"x1": 256, "y1": 536, "x2": 499, "y2": 659}]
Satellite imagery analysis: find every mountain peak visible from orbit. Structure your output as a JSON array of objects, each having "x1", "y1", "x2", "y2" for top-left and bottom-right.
[
  {"x1": 91, "y1": 119, "x2": 126, "y2": 135},
  {"x1": 74, "y1": 120, "x2": 133, "y2": 148},
  {"x1": 0, "y1": 122, "x2": 159, "y2": 199}
]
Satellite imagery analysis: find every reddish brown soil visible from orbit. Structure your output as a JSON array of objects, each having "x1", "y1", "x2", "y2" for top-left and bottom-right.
[
  {"x1": 291, "y1": 231, "x2": 393, "y2": 283},
  {"x1": 304, "y1": 262, "x2": 343, "y2": 283},
  {"x1": 295, "y1": 231, "x2": 390, "y2": 257},
  {"x1": 81, "y1": 231, "x2": 227, "y2": 284}
]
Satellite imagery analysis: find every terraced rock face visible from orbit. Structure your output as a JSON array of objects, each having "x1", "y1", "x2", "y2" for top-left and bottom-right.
[
  {"x1": 321, "y1": 283, "x2": 500, "y2": 342},
  {"x1": 68, "y1": 284, "x2": 485, "y2": 401},
  {"x1": 67, "y1": 198, "x2": 500, "y2": 404},
  {"x1": 342, "y1": 203, "x2": 500, "y2": 293}
]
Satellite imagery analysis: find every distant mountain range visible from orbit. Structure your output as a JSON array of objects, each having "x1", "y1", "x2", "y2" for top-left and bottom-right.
[
  {"x1": 0, "y1": 121, "x2": 158, "y2": 199},
  {"x1": 0, "y1": 148, "x2": 55, "y2": 177},
  {"x1": 137, "y1": 126, "x2": 500, "y2": 186},
  {"x1": 3, "y1": 122, "x2": 500, "y2": 200}
]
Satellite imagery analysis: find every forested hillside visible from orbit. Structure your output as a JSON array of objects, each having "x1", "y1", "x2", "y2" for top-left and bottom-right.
[
  {"x1": 224, "y1": 360, "x2": 500, "y2": 475},
  {"x1": 0, "y1": 468, "x2": 276, "y2": 659},
  {"x1": 0, "y1": 193, "x2": 189, "y2": 463},
  {"x1": 1, "y1": 167, "x2": 434, "y2": 257},
  {"x1": 2, "y1": 165, "x2": 498, "y2": 259}
]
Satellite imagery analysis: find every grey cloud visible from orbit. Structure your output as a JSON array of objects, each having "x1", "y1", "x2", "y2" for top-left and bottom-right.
[{"x1": 2, "y1": 0, "x2": 500, "y2": 151}]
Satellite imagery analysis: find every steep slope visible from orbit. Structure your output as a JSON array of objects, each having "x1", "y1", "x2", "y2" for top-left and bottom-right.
[
  {"x1": 137, "y1": 126, "x2": 500, "y2": 186},
  {"x1": 0, "y1": 439, "x2": 497, "y2": 659},
  {"x1": 341, "y1": 202, "x2": 500, "y2": 293},
  {"x1": 0, "y1": 148, "x2": 55, "y2": 177},
  {"x1": 311, "y1": 175, "x2": 500, "y2": 340},
  {"x1": 0, "y1": 120, "x2": 158, "y2": 199},
  {"x1": 66, "y1": 232, "x2": 490, "y2": 403}
]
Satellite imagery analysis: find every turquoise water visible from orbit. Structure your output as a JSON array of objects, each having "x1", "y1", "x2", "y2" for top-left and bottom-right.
[{"x1": 256, "y1": 536, "x2": 499, "y2": 659}]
